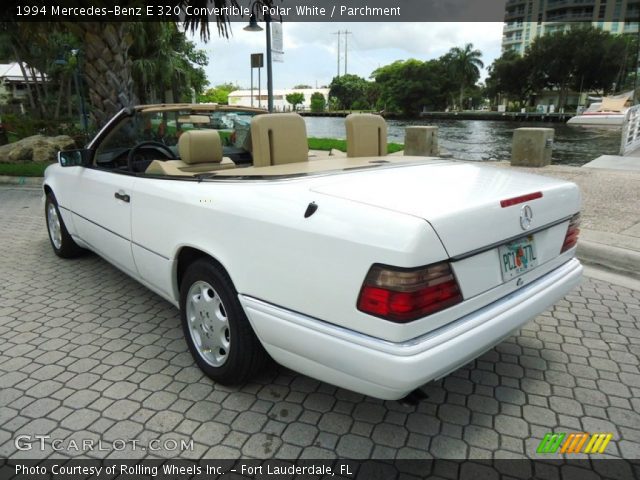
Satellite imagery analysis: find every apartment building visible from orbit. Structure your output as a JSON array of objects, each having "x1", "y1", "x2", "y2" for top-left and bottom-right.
[{"x1": 502, "y1": 0, "x2": 639, "y2": 54}]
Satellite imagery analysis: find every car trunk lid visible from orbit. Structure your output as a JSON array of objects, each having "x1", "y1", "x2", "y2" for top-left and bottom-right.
[{"x1": 310, "y1": 161, "x2": 581, "y2": 258}]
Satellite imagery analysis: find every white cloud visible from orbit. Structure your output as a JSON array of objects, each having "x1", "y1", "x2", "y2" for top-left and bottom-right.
[{"x1": 196, "y1": 22, "x2": 503, "y2": 90}]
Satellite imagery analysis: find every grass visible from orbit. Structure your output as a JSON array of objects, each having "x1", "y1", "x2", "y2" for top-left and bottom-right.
[
  {"x1": 0, "y1": 163, "x2": 51, "y2": 177},
  {"x1": 309, "y1": 137, "x2": 404, "y2": 154}
]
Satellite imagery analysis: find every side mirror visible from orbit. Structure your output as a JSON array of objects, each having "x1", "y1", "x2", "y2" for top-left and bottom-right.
[{"x1": 57, "y1": 149, "x2": 91, "y2": 167}]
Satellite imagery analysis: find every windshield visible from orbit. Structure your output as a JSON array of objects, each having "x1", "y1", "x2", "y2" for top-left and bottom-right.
[{"x1": 93, "y1": 108, "x2": 260, "y2": 171}]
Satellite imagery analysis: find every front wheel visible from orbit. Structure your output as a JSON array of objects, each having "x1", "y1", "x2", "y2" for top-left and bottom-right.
[
  {"x1": 45, "y1": 193, "x2": 84, "y2": 258},
  {"x1": 179, "y1": 259, "x2": 268, "y2": 384}
]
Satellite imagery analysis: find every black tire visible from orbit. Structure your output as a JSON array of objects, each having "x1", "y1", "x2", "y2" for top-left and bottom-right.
[
  {"x1": 179, "y1": 258, "x2": 268, "y2": 385},
  {"x1": 45, "y1": 192, "x2": 84, "y2": 259}
]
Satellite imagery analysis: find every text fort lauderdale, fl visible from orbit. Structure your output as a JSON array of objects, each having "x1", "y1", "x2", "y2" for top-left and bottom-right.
[{"x1": 16, "y1": 463, "x2": 352, "y2": 476}]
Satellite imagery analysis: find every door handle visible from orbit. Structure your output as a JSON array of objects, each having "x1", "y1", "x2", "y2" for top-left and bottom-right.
[{"x1": 114, "y1": 192, "x2": 130, "y2": 203}]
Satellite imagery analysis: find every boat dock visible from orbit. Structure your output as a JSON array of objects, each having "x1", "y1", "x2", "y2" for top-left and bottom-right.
[
  {"x1": 299, "y1": 111, "x2": 574, "y2": 122},
  {"x1": 583, "y1": 150, "x2": 640, "y2": 171},
  {"x1": 418, "y1": 111, "x2": 573, "y2": 122},
  {"x1": 583, "y1": 103, "x2": 640, "y2": 171}
]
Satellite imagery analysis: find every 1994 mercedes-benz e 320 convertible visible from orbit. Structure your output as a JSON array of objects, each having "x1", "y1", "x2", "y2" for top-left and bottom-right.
[{"x1": 44, "y1": 104, "x2": 582, "y2": 400}]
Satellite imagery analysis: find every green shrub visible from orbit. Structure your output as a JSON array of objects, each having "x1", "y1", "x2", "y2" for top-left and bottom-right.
[{"x1": 310, "y1": 92, "x2": 326, "y2": 113}]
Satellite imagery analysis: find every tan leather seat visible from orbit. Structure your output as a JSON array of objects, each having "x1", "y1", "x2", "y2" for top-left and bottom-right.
[
  {"x1": 145, "y1": 129, "x2": 235, "y2": 176},
  {"x1": 250, "y1": 113, "x2": 309, "y2": 167},
  {"x1": 345, "y1": 113, "x2": 387, "y2": 158}
]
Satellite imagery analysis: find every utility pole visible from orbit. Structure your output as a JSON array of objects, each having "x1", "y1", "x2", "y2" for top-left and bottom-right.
[
  {"x1": 343, "y1": 30, "x2": 352, "y2": 75},
  {"x1": 332, "y1": 31, "x2": 341, "y2": 77}
]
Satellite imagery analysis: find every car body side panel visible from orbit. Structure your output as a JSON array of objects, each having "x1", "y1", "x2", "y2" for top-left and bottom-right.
[
  {"x1": 129, "y1": 176, "x2": 450, "y2": 341},
  {"x1": 45, "y1": 164, "x2": 137, "y2": 275},
  {"x1": 130, "y1": 244, "x2": 175, "y2": 303}
]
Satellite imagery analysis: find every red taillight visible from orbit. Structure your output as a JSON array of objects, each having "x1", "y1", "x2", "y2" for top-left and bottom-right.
[
  {"x1": 500, "y1": 192, "x2": 543, "y2": 208},
  {"x1": 561, "y1": 213, "x2": 581, "y2": 253},
  {"x1": 357, "y1": 262, "x2": 463, "y2": 322}
]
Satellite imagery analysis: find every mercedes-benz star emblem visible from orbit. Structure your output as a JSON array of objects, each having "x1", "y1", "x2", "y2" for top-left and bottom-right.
[{"x1": 520, "y1": 205, "x2": 533, "y2": 230}]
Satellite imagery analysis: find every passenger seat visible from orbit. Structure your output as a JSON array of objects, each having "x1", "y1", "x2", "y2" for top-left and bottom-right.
[
  {"x1": 345, "y1": 113, "x2": 387, "y2": 158},
  {"x1": 145, "y1": 130, "x2": 235, "y2": 176},
  {"x1": 250, "y1": 113, "x2": 309, "y2": 167}
]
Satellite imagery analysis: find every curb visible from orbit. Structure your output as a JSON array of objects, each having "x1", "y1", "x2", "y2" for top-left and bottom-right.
[
  {"x1": 0, "y1": 175, "x2": 43, "y2": 187},
  {"x1": 577, "y1": 240, "x2": 640, "y2": 280}
]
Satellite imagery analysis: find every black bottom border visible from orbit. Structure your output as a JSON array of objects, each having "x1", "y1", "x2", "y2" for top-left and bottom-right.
[{"x1": 1, "y1": 458, "x2": 640, "y2": 480}]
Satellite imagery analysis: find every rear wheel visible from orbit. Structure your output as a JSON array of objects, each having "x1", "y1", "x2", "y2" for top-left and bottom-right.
[
  {"x1": 180, "y1": 259, "x2": 267, "y2": 384},
  {"x1": 45, "y1": 193, "x2": 84, "y2": 258}
]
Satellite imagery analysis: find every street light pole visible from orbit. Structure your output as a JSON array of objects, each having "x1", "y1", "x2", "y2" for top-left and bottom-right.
[
  {"x1": 244, "y1": 2, "x2": 275, "y2": 113},
  {"x1": 265, "y1": 12, "x2": 273, "y2": 112},
  {"x1": 71, "y1": 49, "x2": 88, "y2": 137}
]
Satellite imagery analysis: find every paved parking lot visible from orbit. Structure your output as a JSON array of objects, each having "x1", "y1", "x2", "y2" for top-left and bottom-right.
[{"x1": 0, "y1": 186, "x2": 639, "y2": 462}]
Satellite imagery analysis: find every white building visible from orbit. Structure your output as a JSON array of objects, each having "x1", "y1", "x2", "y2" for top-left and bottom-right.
[
  {"x1": 0, "y1": 63, "x2": 47, "y2": 106},
  {"x1": 228, "y1": 88, "x2": 330, "y2": 111}
]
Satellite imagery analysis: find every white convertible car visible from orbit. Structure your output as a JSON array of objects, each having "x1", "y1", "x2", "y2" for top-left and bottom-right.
[{"x1": 44, "y1": 104, "x2": 582, "y2": 400}]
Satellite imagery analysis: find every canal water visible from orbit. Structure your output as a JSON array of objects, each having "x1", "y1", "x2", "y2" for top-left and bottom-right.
[{"x1": 304, "y1": 117, "x2": 622, "y2": 166}]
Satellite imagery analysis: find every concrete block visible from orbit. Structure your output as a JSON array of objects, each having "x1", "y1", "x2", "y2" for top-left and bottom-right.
[
  {"x1": 404, "y1": 126, "x2": 438, "y2": 156},
  {"x1": 511, "y1": 128, "x2": 554, "y2": 167}
]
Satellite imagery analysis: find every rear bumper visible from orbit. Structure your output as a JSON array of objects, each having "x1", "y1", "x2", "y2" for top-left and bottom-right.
[{"x1": 240, "y1": 258, "x2": 583, "y2": 400}]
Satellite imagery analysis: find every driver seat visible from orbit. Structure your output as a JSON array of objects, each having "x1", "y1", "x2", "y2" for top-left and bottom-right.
[{"x1": 145, "y1": 130, "x2": 235, "y2": 176}]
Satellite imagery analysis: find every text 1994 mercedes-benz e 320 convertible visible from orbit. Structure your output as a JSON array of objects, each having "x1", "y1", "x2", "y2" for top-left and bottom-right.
[{"x1": 44, "y1": 104, "x2": 582, "y2": 400}]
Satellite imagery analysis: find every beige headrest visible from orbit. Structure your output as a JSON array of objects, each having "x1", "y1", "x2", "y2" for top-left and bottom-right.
[
  {"x1": 345, "y1": 113, "x2": 387, "y2": 158},
  {"x1": 178, "y1": 129, "x2": 223, "y2": 165},
  {"x1": 251, "y1": 113, "x2": 309, "y2": 167}
]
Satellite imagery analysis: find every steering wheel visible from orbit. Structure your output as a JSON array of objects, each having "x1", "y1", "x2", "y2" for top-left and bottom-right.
[{"x1": 127, "y1": 141, "x2": 176, "y2": 172}]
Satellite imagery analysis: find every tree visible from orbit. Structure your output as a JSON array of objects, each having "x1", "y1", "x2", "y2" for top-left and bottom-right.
[
  {"x1": 0, "y1": 23, "x2": 84, "y2": 122},
  {"x1": 372, "y1": 59, "x2": 448, "y2": 115},
  {"x1": 62, "y1": 22, "x2": 137, "y2": 128},
  {"x1": 526, "y1": 31, "x2": 576, "y2": 109},
  {"x1": 310, "y1": 92, "x2": 326, "y2": 113},
  {"x1": 130, "y1": 23, "x2": 209, "y2": 105},
  {"x1": 487, "y1": 27, "x2": 634, "y2": 110},
  {"x1": 446, "y1": 43, "x2": 484, "y2": 110},
  {"x1": 285, "y1": 92, "x2": 305, "y2": 111},
  {"x1": 293, "y1": 84, "x2": 312, "y2": 89},
  {"x1": 60, "y1": 0, "x2": 255, "y2": 128},
  {"x1": 568, "y1": 27, "x2": 632, "y2": 95},
  {"x1": 199, "y1": 83, "x2": 239, "y2": 104},
  {"x1": 328, "y1": 74, "x2": 370, "y2": 110},
  {"x1": 485, "y1": 50, "x2": 535, "y2": 107}
]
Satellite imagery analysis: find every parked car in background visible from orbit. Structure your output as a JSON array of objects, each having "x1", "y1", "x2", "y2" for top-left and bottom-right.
[{"x1": 44, "y1": 104, "x2": 582, "y2": 400}]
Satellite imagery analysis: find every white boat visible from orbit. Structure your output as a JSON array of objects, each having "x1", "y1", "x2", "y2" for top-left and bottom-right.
[{"x1": 567, "y1": 91, "x2": 633, "y2": 126}]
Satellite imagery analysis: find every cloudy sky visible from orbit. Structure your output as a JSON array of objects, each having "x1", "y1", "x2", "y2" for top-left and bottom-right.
[{"x1": 194, "y1": 22, "x2": 504, "y2": 90}]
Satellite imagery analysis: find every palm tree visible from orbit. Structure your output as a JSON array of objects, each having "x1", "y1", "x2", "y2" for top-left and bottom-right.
[
  {"x1": 130, "y1": 23, "x2": 209, "y2": 105},
  {"x1": 448, "y1": 43, "x2": 484, "y2": 110},
  {"x1": 65, "y1": 0, "x2": 256, "y2": 128},
  {"x1": 3, "y1": 0, "x2": 273, "y2": 128}
]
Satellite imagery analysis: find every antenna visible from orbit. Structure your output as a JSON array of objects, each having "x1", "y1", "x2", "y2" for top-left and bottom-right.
[
  {"x1": 332, "y1": 31, "x2": 341, "y2": 77},
  {"x1": 343, "y1": 31, "x2": 352, "y2": 75}
]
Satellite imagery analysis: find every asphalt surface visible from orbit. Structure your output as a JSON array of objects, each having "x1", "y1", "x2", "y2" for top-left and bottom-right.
[{"x1": 0, "y1": 186, "x2": 639, "y2": 465}]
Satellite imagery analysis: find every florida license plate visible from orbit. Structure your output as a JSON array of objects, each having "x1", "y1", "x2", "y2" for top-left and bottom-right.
[{"x1": 499, "y1": 235, "x2": 538, "y2": 281}]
